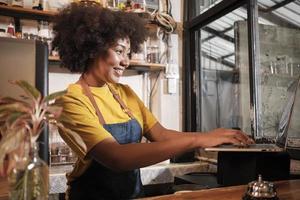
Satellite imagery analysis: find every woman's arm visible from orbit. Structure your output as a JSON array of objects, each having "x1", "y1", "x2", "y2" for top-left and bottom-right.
[
  {"x1": 144, "y1": 122, "x2": 252, "y2": 147},
  {"x1": 89, "y1": 134, "x2": 197, "y2": 172},
  {"x1": 89, "y1": 124, "x2": 253, "y2": 172}
]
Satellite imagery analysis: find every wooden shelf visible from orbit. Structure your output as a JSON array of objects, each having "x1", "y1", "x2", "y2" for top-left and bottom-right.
[
  {"x1": 0, "y1": 5, "x2": 182, "y2": 34},
  {"x1": 48, "y1": 56, "x2": 165, "y2": 72},
  {"x1": 0, "y1": 5, "x2": 159, "y2": 32},
  {"x1": 129, "y1": 59, "x2": 165, "y2": 71},
  {"x1": 0, "y1": 5, "x2": 151, "y2": 23},
  {"x1": 0, "y1": 5, "x2": 56, "y2": 21}
]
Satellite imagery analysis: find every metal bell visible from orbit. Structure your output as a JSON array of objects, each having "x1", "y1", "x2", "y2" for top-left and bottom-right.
[{"x1": 243, "y1": 175, "x2": 279, "y2": 200}]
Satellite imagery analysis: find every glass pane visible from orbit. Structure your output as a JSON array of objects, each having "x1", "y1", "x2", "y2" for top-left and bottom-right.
[
  {"x1": 197, "y1": 7, "x2": 250, "y2": 133},
  {"x1": 189, "y1": 0, "x2": 222, "y2": 19},
  {"x1": 256, "y1": 0, "x2": 300, "y2": 143}
]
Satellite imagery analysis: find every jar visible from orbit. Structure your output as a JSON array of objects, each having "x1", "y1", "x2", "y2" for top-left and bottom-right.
[
  {"x1": 15, "y1": 32, "x2": 22, "y2": 38},
  {"x1": 51, "y1": 155, "x2": 60, "y2": 164},
  {"x1": 38, "y1": 21, "x2": 50, "y2": 39},
  {"x1": 29, "y1": 33, "x2": 38, "y2": 40},
  {"x1": 6, "y1": 23, "x2": 15, "y2": 37},
  {"x1": 22, "y1": 32, "x2": 30, "y2": 40},
  {"x1": 147, "y1": 45, "x2": 160, "y2": 63}
]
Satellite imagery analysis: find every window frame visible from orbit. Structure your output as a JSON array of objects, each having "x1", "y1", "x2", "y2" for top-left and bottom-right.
[{"x1": 183, "y1": 0, "x2": 260, "y2": 138}]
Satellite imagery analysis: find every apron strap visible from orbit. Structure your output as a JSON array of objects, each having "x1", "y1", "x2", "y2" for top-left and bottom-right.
[
  {"x1": 106, "y1": 84, "x2": 135, "y2": 120},
  {"x1": 78, "y1": 77, "x2": 106, "y2": 125},
  {"x1": 77, "y1": 76, "x2": 135, "y2": 125}
]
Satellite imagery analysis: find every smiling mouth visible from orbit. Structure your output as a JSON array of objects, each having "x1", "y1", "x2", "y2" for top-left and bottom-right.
[{"x1": 113, "y1": 67, "x2": 125, "y2": 76}]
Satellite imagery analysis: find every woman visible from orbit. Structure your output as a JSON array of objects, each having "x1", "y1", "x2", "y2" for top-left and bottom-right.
[{"x1": 53, "y1": 3, "x2": 253, "y2": 200}]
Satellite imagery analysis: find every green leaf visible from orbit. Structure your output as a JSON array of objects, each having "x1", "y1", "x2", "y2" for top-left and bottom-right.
[
  {"x1": 0, "y1": 97, "x2": 31, "y2": 109},
  {"x1": 0, "y1": 97, "x2": 20, "y2": 104},
  {"x1": 6, "y1": 112, "x2": 27, "y2": 125},
  {"x1": 56, "y1": 123, "x2": 87, "y2": 153},
  {"x1": 44, "y1": 90, "x2": 67, "y2": 103},
  {"x1": 0, "y1": 112, "x2": 9, "y2": 120},
  {"x1": 10, "y1": 80, "x2": 41, "y2": 100},
  {"x1": 0, "y1": 112, "x2": 23, "y2": 124},
  {"x1": 0, "y1": 103, "x2": 30, "y2": 113}
]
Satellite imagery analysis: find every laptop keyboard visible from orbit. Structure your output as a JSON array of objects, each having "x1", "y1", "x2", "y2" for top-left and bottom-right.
[
  {"x1": 254, "y1": 137, "x2": 276, "y2": 144},
  {"x1": 231, "y1": 137, "x2": 277, "y2": 148}
]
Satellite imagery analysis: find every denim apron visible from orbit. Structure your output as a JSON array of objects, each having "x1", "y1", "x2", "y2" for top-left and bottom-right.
[{"x1": 69, "y1": 78, "x2": 144, "y2": 200}]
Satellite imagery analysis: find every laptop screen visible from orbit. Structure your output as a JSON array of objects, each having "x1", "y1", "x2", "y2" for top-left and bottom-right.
[{"x1": 276, "y1": 76, "x2": 300, "y2": 148}]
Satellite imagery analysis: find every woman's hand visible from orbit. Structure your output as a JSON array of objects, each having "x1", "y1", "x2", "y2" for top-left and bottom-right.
[{"x1": 196, "y1": 128, "x2": 254, "y2": 148}]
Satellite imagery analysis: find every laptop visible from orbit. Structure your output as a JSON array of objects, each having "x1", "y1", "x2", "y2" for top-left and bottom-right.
[{"x1": 205, "y1": 75, "x2": 300, "y2": 153}]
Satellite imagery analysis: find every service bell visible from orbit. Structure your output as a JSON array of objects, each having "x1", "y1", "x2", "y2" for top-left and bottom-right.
[{"x1": 242, "y1": 175, "x2": 279, "y2": 200}]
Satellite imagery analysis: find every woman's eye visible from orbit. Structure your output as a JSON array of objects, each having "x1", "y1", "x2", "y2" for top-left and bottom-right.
[{"x1": 115, "y1": 49, "x2": 123, "y2": 55}]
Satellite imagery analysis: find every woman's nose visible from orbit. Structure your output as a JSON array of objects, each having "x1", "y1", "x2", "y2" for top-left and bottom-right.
[{"x1": 120, "y1": 56, "x2": 130, "y2": 68}]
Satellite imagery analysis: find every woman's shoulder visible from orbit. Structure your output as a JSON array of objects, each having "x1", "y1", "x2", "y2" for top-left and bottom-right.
[
  {"x1": 66, "y1": 83, "x2": 82, "y2": 92},
  {"x1": 64, "y1": 83, "x2": 84, "y2": 96},
  {"x1": 58, "y1": 83, "x2": 87, "y2": 103}
]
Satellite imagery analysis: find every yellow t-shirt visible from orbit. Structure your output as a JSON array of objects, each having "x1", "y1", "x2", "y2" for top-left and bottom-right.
[{"x1": 57, "y1": 83, "x2": 157, "y2": 182}]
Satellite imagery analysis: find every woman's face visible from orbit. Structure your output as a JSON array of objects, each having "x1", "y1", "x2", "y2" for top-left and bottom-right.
[{"x1": 92, "y1": 38, "x2": 131, "y2": 84}]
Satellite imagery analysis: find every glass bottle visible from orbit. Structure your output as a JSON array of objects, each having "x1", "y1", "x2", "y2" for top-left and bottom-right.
[
  {"x1": 8, "y1": 154, "x2": 29, "y2": 200},
  {"x1": 8, "y1": 141, "x2": 30, "y2": 200},
  {"x1": 23, "y1": 142, "x2": 49, "y2": 200}
]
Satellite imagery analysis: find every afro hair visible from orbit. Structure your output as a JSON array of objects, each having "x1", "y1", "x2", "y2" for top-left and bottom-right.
[{"x1": 52, "y1": 3, "x2": 148, "y2": 72}]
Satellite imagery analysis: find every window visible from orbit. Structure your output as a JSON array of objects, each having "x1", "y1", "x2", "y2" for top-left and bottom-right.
[{"x1": 184, "y1": 0, "x2": 300, "y2": 146}]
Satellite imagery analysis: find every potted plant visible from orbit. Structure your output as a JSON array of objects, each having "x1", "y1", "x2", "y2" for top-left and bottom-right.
[{"x1": 0, "y1": 80, "x2": 78, "y2": 200}]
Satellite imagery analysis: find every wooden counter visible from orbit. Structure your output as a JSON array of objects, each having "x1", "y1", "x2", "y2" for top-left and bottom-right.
[
  {"x1": 142, "y1": 180, "x2": 300, "y2": 200},
  {"x1": 1, "y1": 177, "x2": 300, "y2": 200}
]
